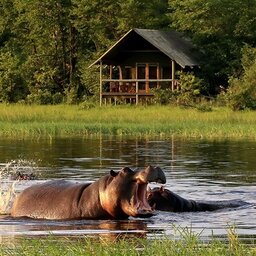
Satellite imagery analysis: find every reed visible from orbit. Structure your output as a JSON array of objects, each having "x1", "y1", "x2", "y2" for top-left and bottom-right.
[
  {"x1": 0, "y1": 104, "x2": 256, "y2": 139},
  {"x1": 1, "y1": 229, "x2": 255, "y2": 256}
]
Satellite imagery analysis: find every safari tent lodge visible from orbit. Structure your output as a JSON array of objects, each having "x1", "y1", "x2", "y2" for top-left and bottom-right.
[{"x1": 90, "y1": 29, "x2": 200, "y2": 105}]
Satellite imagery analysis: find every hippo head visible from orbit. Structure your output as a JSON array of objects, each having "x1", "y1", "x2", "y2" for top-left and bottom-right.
[
  {"x1": 147, "y1": 186, "x2": 166, "y2": 206},
  {"x1": 147, "y1": 186, "x2": 175, "y2": 211},
  {"x1": 100, "y1": 166, "x2": 166, "y2": 219}
]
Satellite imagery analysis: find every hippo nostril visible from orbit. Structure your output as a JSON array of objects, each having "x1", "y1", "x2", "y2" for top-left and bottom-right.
[{"x1": 134, "y1": 166, "x2": 166, "y2": 184}]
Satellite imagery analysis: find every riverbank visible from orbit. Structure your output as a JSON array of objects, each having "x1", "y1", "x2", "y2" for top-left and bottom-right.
[
  {"x1": 0, "y1": 104, "x2": 256, "y2": 139},
  {"x1": 1, "y1": 232, "x2": 255, "y2": 256}
]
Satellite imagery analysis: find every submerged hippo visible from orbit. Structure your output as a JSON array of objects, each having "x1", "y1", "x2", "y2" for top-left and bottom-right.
[
  {"x1": 147, "y1": 187, "x2": 247, "y2": 212},
  {"x1": 11, "y1": 166, "x2": 166, "y2": 220},
  {"x1": 13, "y1": 171, "x2": 36, "y2": 180}
]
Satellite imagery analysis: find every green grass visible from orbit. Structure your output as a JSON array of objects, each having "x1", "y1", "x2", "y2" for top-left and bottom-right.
[
  {"x1": 0, "y1": 104, "x2": 256, "y2": 139},
  {"x1": 1, "y1": 231, "x2": 256, "y2": 256}
]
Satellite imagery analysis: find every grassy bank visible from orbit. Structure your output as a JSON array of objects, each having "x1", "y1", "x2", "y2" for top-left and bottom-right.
[
  {"x1": 0, "y1": 104, "x2": 256, "y2": 139},
  {"x1": 1, "y1": 234, "x2": 256, "y2": 256}
]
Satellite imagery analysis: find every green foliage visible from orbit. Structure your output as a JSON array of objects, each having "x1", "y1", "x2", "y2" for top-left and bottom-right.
[
  {"x1": 152, "y1": 88, "x2": 176, "y2": 105},
  {"x1": 72, "y1": 0, "x2": 169, "y2": 52},
  {"x1": 27, "y1": 90, "x2": 63, "y2": 105},
  {"x1": 153, "y1": 73, "x2": 208, "y2": 107},
  {"x1": 64, "y1": 87, "x2": 79, "y2": 104},
  {"x1": 168, "y1": 0, "x2": 256, "y2": 87},
  {"x1": 0, "y1": 50, "x2": 26, "y2": 102},
  {"x1": 0, "y1": 0, "x2": 169, "y2": 103},
  {"x1": 225, "y1": 46, "x2": 256, "y2": 110},
  {"x1": 79, "y1": 100, "x2": 96, "y2": 110},
  {"x1": 0, "y1": 0, "x2": 256, "y2": 105},
  {"x1": 195, "y1": 102, "x2": 213, "y2": 112},
  {"x1": 117, "y1": 0, "x2": 169, "y2": 32},
  {"x1": 77, "y1": 58, "x2": 100, "y2": 100},
  {"x1": 52, "y1": 92, "x2": 63, "y2": 104},
  {"x1": 0, "y1": 0, "x2": 79, "y2": 103},
  {"x1": 176, "y1": 72, "x2": 205, "y2": 106}
]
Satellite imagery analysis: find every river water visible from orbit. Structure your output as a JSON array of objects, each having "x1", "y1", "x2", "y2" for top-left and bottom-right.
[{"x1": 0, "y1": 136, "x2": 255, "y2": 243}]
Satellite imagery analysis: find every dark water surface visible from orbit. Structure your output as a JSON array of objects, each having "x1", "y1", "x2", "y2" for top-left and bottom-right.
[{"x1": 0, "y1": 136, "x2": 256, "y2": 243}]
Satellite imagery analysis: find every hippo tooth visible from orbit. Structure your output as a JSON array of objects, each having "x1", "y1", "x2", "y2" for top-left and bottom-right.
[
  {"x1": 143, "y1": 205, "x2": 153, "y2": 212},
  {"x1": 137, "y1": 208, "x2": 152, "y2": 214},
  {"x1": 130, "y1": 195, "x2": 137, "y2": 207}
]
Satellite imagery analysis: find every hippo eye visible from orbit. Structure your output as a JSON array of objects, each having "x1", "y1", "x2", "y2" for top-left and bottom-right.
[{"x1": 147, "y1": 192, "x2": 152, "y2": 199}]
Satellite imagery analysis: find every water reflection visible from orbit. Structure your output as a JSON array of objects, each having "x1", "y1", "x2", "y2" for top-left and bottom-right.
[
  {"x1": 0, "y1": 216, "x2": 150, "y2": 244},
  {"x1": 0, "y1": 136, "x2": 256, "y2": 242},
  {"x1": 0, "y1": 136, "x2": 255, "y2": 184}
]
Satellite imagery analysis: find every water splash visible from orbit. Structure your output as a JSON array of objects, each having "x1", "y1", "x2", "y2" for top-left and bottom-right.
[
  {"x1": 0, "y1": 181, "x2": 18, "y2": 214},
  {"x1": 0, "y1": 159, "x2": 41, "y2": 214},
  {"x1": 0, "y1": 159, "x2": 39, "y2": 180}
]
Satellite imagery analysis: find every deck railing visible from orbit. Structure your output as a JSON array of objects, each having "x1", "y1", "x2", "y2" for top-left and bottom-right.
[{"x1": 100, "y1": 79, "x2": 178, "y2": 105}]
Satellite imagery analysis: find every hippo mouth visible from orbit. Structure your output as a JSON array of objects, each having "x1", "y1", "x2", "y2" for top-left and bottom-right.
[
  {"x1": 130, "y1": 166, "x2": 166, "y2": 217},
  {"x1": 130, "y1": 182, "x2": 154, "y2": 217}
]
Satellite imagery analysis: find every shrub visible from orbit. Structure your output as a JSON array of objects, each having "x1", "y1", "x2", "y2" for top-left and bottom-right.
[
  {"x1": 0, "y1": 51, "x2": 27, "y2": 103},
  {"x1": 176, "y1": 71, "x2": 205, "y2": 106},
  {"x1": 64, "y1": 87, "x2": 79, "y2": 104},
  {"x1": 225, "y1": 46, "x2": 256, "y2": 110},
  {"x1": 152, "y1": 73, "x2": 206, "y2": 107},
  {"x1": 152, "y1": 88, "x2": 176, "y2": 105},
  {"x1": 52, "y1": 92, "x2": 63, "y2": 104},
  {"x1": 26, "y1": 90, "x2": 53, "y2": 105}
]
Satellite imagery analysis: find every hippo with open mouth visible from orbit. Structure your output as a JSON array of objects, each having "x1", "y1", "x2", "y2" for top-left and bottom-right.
[{"x1": 11, "y1": 166, "x2": 166, "y2": 220}]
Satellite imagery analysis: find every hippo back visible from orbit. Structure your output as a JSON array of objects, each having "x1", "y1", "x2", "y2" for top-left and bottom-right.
[{"x1": 11, "y1": 180, "x2": 92, "y2": 219}]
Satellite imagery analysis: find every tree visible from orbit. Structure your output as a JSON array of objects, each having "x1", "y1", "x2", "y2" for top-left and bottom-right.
[
  {"x1": 0, "y1": 0, "x2": 79, "y2": 103},
  {"x1": 72, "y1": 0, "x2": 169, "y2": 52},
  {"x1": 0, "y1": 0, "x2": 26, "y2": 102},
  {"x1": 14, "y1": 0, "x2": 77, "y2": 94},
  {"x1": 168, "y1": 0, "x2": 256, "y2": 90},
  {"x1": 0, "y1": 50, "x2": 26, "y2": 102},
  {"x1": 72, "y1": 0, "x2": 169, "y2": 99},
  {"x1": 225, "y1": 46, "x2": 256, "y2": 110},
  {"x1": 117, "y1": 0, "x2": 169, "y2": 33}
]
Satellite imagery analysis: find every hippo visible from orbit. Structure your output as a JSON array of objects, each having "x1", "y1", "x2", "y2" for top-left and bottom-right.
[
  {"x1": 13, "y1": 171, "x2": 36, "y2": 181},
  {"x1": 11, "y1": 166, "x2": 166, "y2": 220},
  {"x1": 147, "y1": 187, "x2": 248, "y2": 212}
]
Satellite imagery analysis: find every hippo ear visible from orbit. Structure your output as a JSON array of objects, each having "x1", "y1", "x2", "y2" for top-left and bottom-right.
[
  {"x1": 122, "y1": 167, "x2": 133, "y2": 173},
  {"x1": 110, "y1": 170, "x2": 118, "y2": 177}
]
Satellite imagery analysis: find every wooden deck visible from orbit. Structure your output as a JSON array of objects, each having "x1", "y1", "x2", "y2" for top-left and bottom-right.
[
  {"x1": 100, "y1": 79, "x2": 176, "y2": 105},
  {"x1": 102, "y1": 92, "x2": 154, "y2": 105}
]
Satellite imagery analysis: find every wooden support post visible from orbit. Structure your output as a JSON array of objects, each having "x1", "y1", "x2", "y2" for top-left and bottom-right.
[
  {"x1": 157, "y1": 64, "x2": 160, "y2": 88},
  {"x1": 136, "y1": 81, "x2": 139, "y2": 105},
  {"x1": 100, "y1": 60, "x2": 103, "y2": 106},
  {"x1": 118, "y1": 65, "x2": 123, "y2": 91},
  {"x1": 145, "y1": 63, "x2": 149, "y2": 93},
  {"x1": 118, "y1": 66, "x2": 123, "y2": 80},
  {"x1": 109, "y1": 65, "x2": 113, "y2": 79},
  {"x1": 135, "y1": 63, "x2": 139, "y2": 105},
  {"x1": 171, "y1": 60, "x2": 175, "y2": 91}
]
